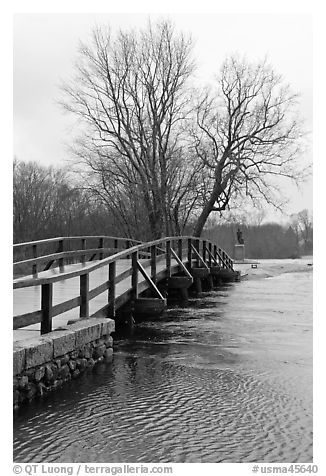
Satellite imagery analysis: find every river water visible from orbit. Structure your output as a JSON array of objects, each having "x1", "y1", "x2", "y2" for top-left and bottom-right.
[{"x1": 13, "y1": 262, "x2": 313, "y2": 463}]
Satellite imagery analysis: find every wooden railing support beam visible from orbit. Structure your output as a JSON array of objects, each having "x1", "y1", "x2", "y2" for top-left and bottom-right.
[
  {"x1": 99, "y1": 238, "x2": 104, "y2": 260},
  {"x1": 131, "y1": 251, "x2": 139, "y2": 300},
  {"x1": 32, "y1": 244, "x2": 38, "y2": 277},
  {"x1": 151, "y1": 245, "x2": 157, "y2": 283},
  {"x1": 108, "y1": 261, "x2": 116, "y2": 318},
  {"x1": 166, "y1": 240, "x2": 171, "y2": 278},
  {"x1": 187, "y1": 238, "x2": 192, "y2": 270},
  {"x1": 81, "y1": 238, "x2": 86, "y2": 264},
  {"x1": 41, "y1": 283, "x2": 53, "y2": 335},
  {"x1": 80, "y1": 273, "x2": 89, "y2": 318}
]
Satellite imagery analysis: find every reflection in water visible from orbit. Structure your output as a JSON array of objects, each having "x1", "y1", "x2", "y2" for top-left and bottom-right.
[{"x1": 13, "y1": 269, "x2": 312, "y2": 463}]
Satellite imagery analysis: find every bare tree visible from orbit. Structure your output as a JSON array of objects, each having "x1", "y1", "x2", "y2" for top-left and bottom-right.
[
  {"x1": 290, "y1": 209, "x2": 313, "y2": 254},
  {"x1": 61, "y1": 20, "x2": 196, "y2": 239},
  {"x1": 191, "y1": 56, "x2": 308, "y2": 237},
  {"x1": 13, "y1": 159, "x2": 66, "y2": 242},
  {"x1": 13, "y1": 159, "x2": 117, "y2": 242}
]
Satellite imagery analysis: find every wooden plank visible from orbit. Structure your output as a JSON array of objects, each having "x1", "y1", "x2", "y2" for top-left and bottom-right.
[
  {"x1": 216, "y1": 248, "x2": 230, "y2": 269},
  {"x1": 13, "y1": 235, "x2": 142, "y2": 251},
  {"x1": 52, "y1": 296, "x2": 81, "y2": 317},
  {"x1": 13, "y1": 310, "x2": 42, "y2": 329},
  {"x1": 170, "y1": 248, "x2": 192, "y2": 278},
  {"x1": 88, "y1": 281, "x2": 110, "y2": 300},
  {"x1": 14, "y1": 248, "x2": 116, "y2": 268},
  {"x1": 115, "y1": 267, "x2": 132, "y2": 284},
  {"x1": 206, "y1": 246, "x2": 220, "y2": 266},
  {"x1": 191, "y1": 244, "x2": 209, "y2": 269},
  {"x1": 91, "y1": 303, "x2": 110, "y2": 318},
  {"x1": 137, "y1": 261, "x2": 165, "y2": 300},
  {"x1": 43, "y1": 259, "x2": 55, "y2": 272}
]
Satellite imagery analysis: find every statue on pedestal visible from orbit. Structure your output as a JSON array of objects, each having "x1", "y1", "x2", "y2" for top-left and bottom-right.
[{"x1": 237, "y1": 228, "x2": 244, "y2": 245}]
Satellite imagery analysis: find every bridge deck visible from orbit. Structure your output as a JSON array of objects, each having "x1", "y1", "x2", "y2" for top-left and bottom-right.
[{"x1": 13, "y1": 258, "x2": 177, "y2": 342}]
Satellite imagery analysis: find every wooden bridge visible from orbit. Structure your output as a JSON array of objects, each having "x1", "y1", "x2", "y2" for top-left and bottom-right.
[{"x1": 13, "y1": 236, "x2": 238, "y2": 341}]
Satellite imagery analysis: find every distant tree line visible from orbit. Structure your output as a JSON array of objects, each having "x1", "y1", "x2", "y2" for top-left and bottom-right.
[
  {"x1": 203, "y1": 218, "x2": 313, "y2": 259},
  {"x1": 14, "y1": 159, "x2": 124, "y2": 243},
  {"x1": 14, "y1": 159, "x2": 312, "y2": 259}
]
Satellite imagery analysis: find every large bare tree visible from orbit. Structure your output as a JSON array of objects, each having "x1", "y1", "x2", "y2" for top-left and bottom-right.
[
  {"x1": 61, "y1": 20, "x2": 197, "y2": 239},
  {"x1": 191, "y1": 56, "x2": 308, "y2": 237}
]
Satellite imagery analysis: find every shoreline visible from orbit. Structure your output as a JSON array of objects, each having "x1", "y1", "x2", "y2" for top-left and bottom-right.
[{"x1": 233, "y1": 256, "x2": 313, "y2": 280}]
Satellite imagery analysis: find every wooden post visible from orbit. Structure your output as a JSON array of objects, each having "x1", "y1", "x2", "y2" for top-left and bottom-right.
[
  {"x1": 58, "y1": 239, "x2": 64, "y2": 270},
  {"x1": 80, "y1": 273, "x2": 89, "y2": 318},
  {"x1": 114, "y1": 239, "x2": 118, "y2": 250},
  {"x1": 214, "y1": 245, "x2": 218, "y2": 265},
  {"x1": 208, "y1": 242, "x2": 212, "y2": 268},
  {"x1": 188, "y1": 238, "x2": 192, "y2": 270},
  {"x1": 131, "y1": 251, "x2": 139, "y2": 301},
  {"x1": 166, "y1": 240, "x2": 171, "y2": 277},
  {"x1": 178, "y1": 238, "x2": 183, "y2": 272},
  {"x1": 218, "y1": 248, "x2": 222, "y2": 267},
  {"x1": 108, "y1": 261, "x2": 116, "y2": 318},
  {"x1": 178, "y1": 239, "x2": 183, "y2": 260},
  {"x1": 196, "y1": 239, "x2": 200, "y2": 267},
  {"x1": 203, "y1": 240, "x2": 207, "y2": 266},
  {"x1": 126, "y1": 240, "x2": 131, "y2": 259},
  {"x1": 99, "y1": 237, "x2": 104, "y2": 260},
  {"x1": 151, "y1": 245, "x2": 157, "y2": 284},
  {"x1": 81, "y1": 238, "x2": 86, "y2": 264},
  {"x1": 41, "y1": 283, "x2": 53, "y2": 335},
  {"x1": 32, "y1": 244, "x2": 38, "y2": 276}
]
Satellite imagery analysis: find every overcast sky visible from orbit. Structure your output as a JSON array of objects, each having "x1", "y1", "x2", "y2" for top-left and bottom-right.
[{"x1": 13, "y1": 13, "x2": 313, "y2": 222}]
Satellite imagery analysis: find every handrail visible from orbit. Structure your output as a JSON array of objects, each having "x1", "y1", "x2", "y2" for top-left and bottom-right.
[
  {"x1": 13, "y1": 235, "x2": 142, "y2": 249},
  {"x1": 13, "y1": 235, "x2": 144, "y2": 277},
  {"x1": 13, "y1": 235, "x2": 235, "y2": 334},
  {"x1": 13, "y1": 236, "x2": 233, "y2": 289}
]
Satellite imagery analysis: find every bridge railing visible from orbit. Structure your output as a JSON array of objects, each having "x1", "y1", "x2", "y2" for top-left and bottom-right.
[
  {"x1": 13, "y1": 235, "x2": 143, "y2": 278},
  {"x1": 13, "y1": 236, "x2": 234, "y2": 334}
]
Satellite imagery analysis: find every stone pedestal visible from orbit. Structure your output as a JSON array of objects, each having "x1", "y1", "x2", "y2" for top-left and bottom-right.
[{"x1": 234, "y1": 244, "x2": 245, "y2": 261}]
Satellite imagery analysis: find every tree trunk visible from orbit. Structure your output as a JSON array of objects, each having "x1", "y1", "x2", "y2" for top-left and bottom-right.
[
  {"x1": 193, "y1": 199, "x2": 215, "y2": 237},
  {"x1": 193, "y1": 180, "x2": 225, "y2": 237}
]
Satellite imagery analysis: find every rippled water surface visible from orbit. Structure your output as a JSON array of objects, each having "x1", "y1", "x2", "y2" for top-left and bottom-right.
[{"x1": 13, "y1": 265, "x2": 313, "y2": 463}]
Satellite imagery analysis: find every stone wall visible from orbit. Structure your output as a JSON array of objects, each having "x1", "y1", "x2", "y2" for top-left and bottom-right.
[{"x1": 13, "y1": 318, "x2": 115, "y2": 410}]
